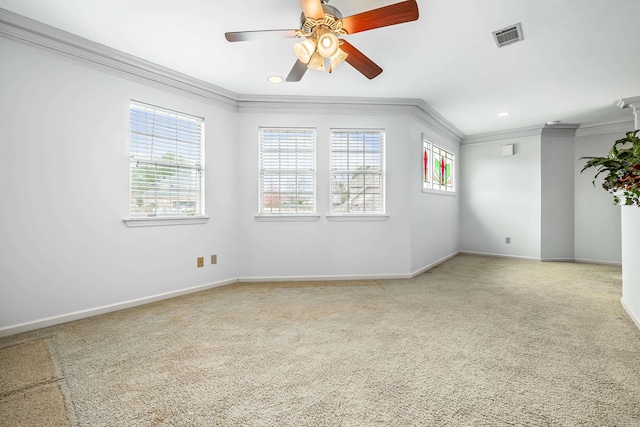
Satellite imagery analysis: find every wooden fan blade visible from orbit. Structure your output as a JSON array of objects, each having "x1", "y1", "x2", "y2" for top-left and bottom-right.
[
  {"x1": 341, "y1": 0, "x2": 419, "y2": 35},
  {"x1": 225, "y1": 29, "x2": 298, "y2": 42},
  {"x1": 340, "y1": 40, "x2": 383, "y2": 79},
  {"x1": 300, "y1": 0, "x2": 324, "y2": 19},
  {"x1": 286, "y1": 60, "x2": 309, "y2": 82}
]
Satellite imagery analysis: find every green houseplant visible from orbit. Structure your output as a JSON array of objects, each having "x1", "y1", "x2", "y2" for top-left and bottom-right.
[{"x1": 581, "y1": 129, "x2": 640, "y2": 207}]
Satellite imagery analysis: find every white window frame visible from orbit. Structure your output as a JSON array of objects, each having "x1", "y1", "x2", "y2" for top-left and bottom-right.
[
  {"x1": 124, "y1": 101, "x2": 207, "y2": 227},
  {"x1": 257, "y1": 128, "x2": 318, "y2": 221},
  {"x1": 329, "y1": 129, "x2": 387, "y2": 218},
  {"x1": 422, "y1": 136, "x2": 456, "y2": 195}
]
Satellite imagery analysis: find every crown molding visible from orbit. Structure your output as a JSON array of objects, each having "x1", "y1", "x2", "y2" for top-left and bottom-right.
[
  {"x1": 0, "y1": 8, "x2": 240, "y2": 110},
  {"x1": 237, "y1": 94, "x2": 417, "y2": 113},
  {"x1": 464, "y1": 123, "x2": 583, "y2": 145},
  {"x1": 237, "y1": 94, "x2": 465, "y2": 142},
  {"x1": 541, "y1": 123, "x2": 579, "y2": 138},
  {"x1": 462, "y1": 125, "x2": 545, "y2": 145},
  {"x1": 576, "y1": 117, "x2": 635, "y2": 137},
  {"x1": 411, "y1": 100, "x2": 465, "y2": 142},
  {"x1": 618, "y1": 96, "x2": 640, "y2": 129},
  {"x1": 4, "y1": 7, "x2": 637, "y2": 146},
  {"x1": 617, "y1": 96, "x2": 640, "y2": 110},
  {"x1": 0, "y1": 7, "x2": 464, "y2": 142},
  {"x1": 458, "y1": 118, "x2": 636, "y2": 143}
]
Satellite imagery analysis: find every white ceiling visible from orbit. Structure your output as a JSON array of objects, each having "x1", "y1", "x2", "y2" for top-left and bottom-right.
[{"x1": 2, "y1": 0, "x2": 639, "y2": 135}]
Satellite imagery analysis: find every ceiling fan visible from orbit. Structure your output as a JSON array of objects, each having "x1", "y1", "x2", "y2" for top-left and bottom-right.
[{"x1": 225, "y1": 0, "x2": 419, "y2": 82}]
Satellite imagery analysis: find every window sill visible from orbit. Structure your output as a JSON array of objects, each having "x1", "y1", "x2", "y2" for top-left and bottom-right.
[
  {"x1": 123, "y1": 216, "x2": 210, "y2": 227},
  {"x1": 326, "y1": 214, "x2": 389, "y2": 222},
  {"x1": 255, "y1": 215, "x2": 321, "y2": 222},
  {"x1": 422, "y1": 188, "x2": 457, "y2": 196}
]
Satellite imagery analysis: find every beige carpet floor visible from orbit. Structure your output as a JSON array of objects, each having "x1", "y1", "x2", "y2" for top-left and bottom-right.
[
  {"x1": 0, "y1": 340, "x2": 71, "y2": 426},
  {"x1": 1, "y1": 254, "x2": 639, "y2": 426}
]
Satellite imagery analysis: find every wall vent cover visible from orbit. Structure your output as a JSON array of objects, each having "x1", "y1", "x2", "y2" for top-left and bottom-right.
[{"x1": 493, "y1": 23, "x2": 523, "y2": 47}]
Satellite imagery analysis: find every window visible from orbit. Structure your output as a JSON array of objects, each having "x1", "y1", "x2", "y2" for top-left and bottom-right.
[
  {"x1": 331, "y1": 129, "x2": 385, "y2": 214},
  {"x1": 129, "y1": 102, "x2": 205, "y2": 218},
  {"x1": 259, "y1": 128, "x2": 316, "y2": 215},
  {"x1": 423, "y1": 138, "x2": 455, "y2": 193},
  {"x1": 423, "y1": 139, "x2": 431, "y2": 188}
]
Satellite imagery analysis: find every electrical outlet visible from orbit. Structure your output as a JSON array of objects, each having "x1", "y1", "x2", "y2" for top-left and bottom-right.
[
  {"x1": 211, "y1": 255, "x2": 217, "y2": 265},
  {"x1": 505, "y1": 237, "x2": 511, "y2": 244},
  {"x1": 197, "y1": 257, "x2": 204, "y2": 268}
]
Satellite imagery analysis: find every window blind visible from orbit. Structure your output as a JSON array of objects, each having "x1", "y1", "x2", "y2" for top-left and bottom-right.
[
  {"x1": 259, "y1": 128, "x2": 316, "y2": 214},
  {"x1": 330, "y1": 129, "x2": 385, "y2": 214},
  {"x1": 129, "y1": 102, "x2": 205, "y2": 217}
]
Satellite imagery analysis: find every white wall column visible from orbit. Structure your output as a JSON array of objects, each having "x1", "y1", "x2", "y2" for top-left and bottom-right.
[
  {"x1": 618, "y1": 96, "x2": 640, "y2": 330},
  {"x1": 540, "y1": 125, "x2": 578, "y2": 261}
]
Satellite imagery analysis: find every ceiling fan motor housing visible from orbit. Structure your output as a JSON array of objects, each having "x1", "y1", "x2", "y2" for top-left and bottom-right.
[
  {"x1": 226, "y1": 0, "x2": 420, "y2": 81},
  {"x1": 299, "y1": 4, "x2": 343, "y2": 30}
]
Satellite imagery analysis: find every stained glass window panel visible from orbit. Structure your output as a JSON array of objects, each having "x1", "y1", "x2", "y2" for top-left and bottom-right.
[
  {"x1": 423, "y1": 139, "x2": 431, "y2": 187},
  {"x1": 432, "y1": 145, "x2": 454, "y2": 192}
]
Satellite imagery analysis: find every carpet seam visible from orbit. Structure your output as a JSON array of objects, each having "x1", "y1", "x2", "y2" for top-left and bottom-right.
[
  {"x1": 0, "y1": 335, "x2": 55, "y2": 351},
  {"x1": 0, "y1": 378, "x2": 61, "y2": 399},
  {"x1": 46, "y1": 337, "x2": 80, "y2": 427}
]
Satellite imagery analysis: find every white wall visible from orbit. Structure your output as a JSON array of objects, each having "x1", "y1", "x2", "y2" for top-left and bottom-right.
[
  {"x1": 0, "y1": 38, "x2": 239, "y2": 333},
  {"x1": 540, "y1": 131, "x2": 575, "y2": 261},
  {"x1": 0, "y1": 37, "x2": 462, "y2": 333},
  {"x1": 574, "y1": 131, "x2": 623, "y2": 264},
  {"x1": 235, "y1": 111, "x2": 459, "y2": 279},
  {"x1": 621, "y1": 107, "x2": 640, "y2": 329},
  {"x1": 7, "y1": 23, "x2": 631, "y2": 334},
  {"x1": 236, "y1": 111, "x2": 414, "y2": 279},
  {"x1": 410, "y1": 120, "x2": 459, "y2": 273},
  {"x1": 621, "y1": 207, "x2": 640, "y2": 328},
  {"x1": 459, "y1": 136, "x2": 542, "y2": 259}
]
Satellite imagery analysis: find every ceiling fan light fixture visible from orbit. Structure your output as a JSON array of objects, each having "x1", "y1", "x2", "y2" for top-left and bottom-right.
[
  {"x1": 294, "y1": 38, "x2": 316, "y2": 64},
  {"x1": 307, "y1": 51, "x2": 326, "y2": 71},
  {"x1": 328, "y1": 48, "x2": 348, "y2": 72},
  {"x1": 317, "y1": 32, "x2": 339, "y2": 58},
  {"x1": 227, "y1": 0, "x2": 420, "y2": 81}
]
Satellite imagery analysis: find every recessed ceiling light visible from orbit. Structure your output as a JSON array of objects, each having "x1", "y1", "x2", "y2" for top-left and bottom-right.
[
  {"x1": 268, "y1": 75, "x2": 283, "y2": 84},
  {"x1": 546, "y1": 121, "x2": 560, "y2": 125},
  {"x1": 497, "y1": 112, "x2": 510, "y2": 117}
]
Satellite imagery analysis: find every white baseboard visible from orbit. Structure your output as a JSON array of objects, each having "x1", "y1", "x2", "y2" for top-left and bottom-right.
[
  {"x1": 4, "y1": 257, "x2": 463, "y2": 337},
  {"x1": 238, "y1": 252, "x2": 461, "y2": 283},
  {"x1": 238, "y1": 272, "x2": 414, "y2": 282},
  {"x1": 459, "y1": 251, "x2": 541, "y2": 261},
  {"x1": 7, "y1": 251, "x2": 621, "y2": 337},
  {"x1": 575, "y1": 258, "x2": 622, "y2": 266},
  {"x1": 409, "y1": 252, "x2": 460, "y2": 278},
  {"x1": 0, "y1": 278, "x2": 237, "y2": 338},
  {"x1": 621, "y1": 298, "x2": 640, "y2": 331},
  {"x1": 461, "y1": 252, "x2": 622, "y2": 266}
]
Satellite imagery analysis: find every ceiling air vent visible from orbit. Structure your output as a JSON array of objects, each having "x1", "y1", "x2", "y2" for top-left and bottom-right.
[{"x1": 493, "y1": 23, "x2": 523, "y2": 48}]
